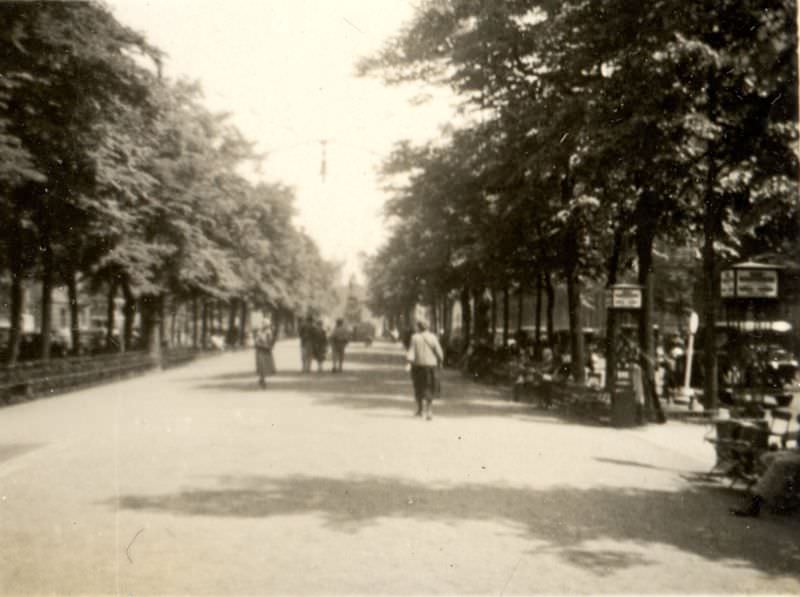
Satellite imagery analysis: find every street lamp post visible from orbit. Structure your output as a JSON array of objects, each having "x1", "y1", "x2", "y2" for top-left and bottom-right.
[{"x1": 679, "y1": 310, "x2": 699, "y2": 409}]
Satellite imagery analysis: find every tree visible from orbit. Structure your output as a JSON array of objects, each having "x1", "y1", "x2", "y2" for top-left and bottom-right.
[
  {"x1": 0, "y1": 1, "x2": 158, "y2": 360},
  {"x1": 363, "y1": 0, "x2": 797, "y2": 409}
]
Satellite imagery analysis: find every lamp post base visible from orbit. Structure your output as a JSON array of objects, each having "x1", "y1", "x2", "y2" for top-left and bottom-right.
[{"x1": 676, "y1": 387, "x2": 704, "y2": 411}]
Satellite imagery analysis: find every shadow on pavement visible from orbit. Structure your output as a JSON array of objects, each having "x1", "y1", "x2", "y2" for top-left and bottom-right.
[
  {"x1": 593, "y1": 457, "x2": 692, "y2": 474},
  {"x1": 112, "y1": 472, "x2": 800, "y2": 581},
  {"x1": 192, "y1": 362, "x2": 558, "y2": 421},
  {"x1": 0, "y1": 442, "x2": 45, "y2": 464},
  {"x1": 340, "y1": 346, "x2": 406, "y2": 367}
]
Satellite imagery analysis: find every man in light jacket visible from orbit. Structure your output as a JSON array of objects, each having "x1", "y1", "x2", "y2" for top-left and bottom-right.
[{"x1": 406, "y1": 319, "x2": 444, "y2": 420}]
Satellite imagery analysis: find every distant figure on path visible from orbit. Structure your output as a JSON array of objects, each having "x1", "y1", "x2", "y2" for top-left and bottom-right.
[
  {"x1": 405, "y1": 319, "x2": 443, "y2": 420},
  {"x1": 298, "y1": 315, "x2": 314, "y2": 373},
  {"x1": 330, "y1": 318, "x2": 350, "y2": 373},
  {"x1": 254, "y1": 321, "x2": 276, "y2": 388},
  {"x1": 311, "y1": 319, "x2": 328, "y2": 372}
]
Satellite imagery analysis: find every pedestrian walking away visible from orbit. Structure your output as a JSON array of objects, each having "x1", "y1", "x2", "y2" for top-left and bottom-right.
[
  {"x1": 254, "y1": 320, "x2": 276, "y2": 388},
  {"x1": 329, "y1": 318, "x2": 350, "y2": 373},
  {"x1": 311, "y1": 319, "x2": 328, "y2": 372},
  {"x1": 298, "y1": 315, "x2": 314, "y2": 373},
  {"x1": 405, "y1": 319, "x2": 444, "y2": 420}
]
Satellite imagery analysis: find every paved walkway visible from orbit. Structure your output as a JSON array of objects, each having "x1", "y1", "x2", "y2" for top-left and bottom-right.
[{"x1": 1, "y1": 340, "x2": 798, "y2": 595}]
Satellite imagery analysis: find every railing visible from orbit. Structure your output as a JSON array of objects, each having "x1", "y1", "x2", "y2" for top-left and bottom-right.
[{"x1": 0, "y1": 347, "x2": 206, "y2": 405}]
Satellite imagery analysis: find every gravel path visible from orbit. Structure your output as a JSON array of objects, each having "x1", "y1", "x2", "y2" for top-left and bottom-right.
[{"x1": 1, "y1": 339, "x2": 798, "y2": 595}]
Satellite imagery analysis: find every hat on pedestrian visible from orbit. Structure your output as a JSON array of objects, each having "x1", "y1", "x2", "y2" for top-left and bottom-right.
[{"x1": 416, "y1": 318, "x2": 429, "y2": 331}]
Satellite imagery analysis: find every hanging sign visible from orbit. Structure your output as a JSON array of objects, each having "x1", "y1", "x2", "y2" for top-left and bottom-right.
[
  {"x1": 607, "y1": 285, "x2": 642, "y2": 309},
  {"x1": 720, "y1": 269, "x2": 735, "y2": 298},
  {"x1": 736, "y1": 268, "x2": 778, "y2": 298}
]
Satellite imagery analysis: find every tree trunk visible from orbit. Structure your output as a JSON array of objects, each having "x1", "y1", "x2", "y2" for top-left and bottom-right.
[
  {"x1": 473, "y1": 287, "x2": 489, "y2": 342},
  {"x1": 430, "y1": 295, "x2": 439, "y2": 333},
  {"x1": 702, "y1": 194, "x2": 720, "y2": 411},
  {"x1": 559, "y1": 162, "x2": 586, "y2": 383},
  {"x1": 605, "y1": 228, "x2": 624, "y2": 392},
  {"x1": 7, "y1": 255, "x2": 24, "y2": 365},
  {"x1": 121, "y1": 278, "x2": 135, "y2": 352},
  {"x1": 637, "y1": 221, "x2": 665, "y2": 423},
  {"x1": 544, "y1": 272, "x2": 555, "y2": 348},
  {"x1": 273, "y1": 308, "x2": 282, "y2": 338},
  {"x1": 489, "y1": 288, "x2": 497, "y2": 346},
  {"x1": 227, "y1": 298, "x2": 238, "y2": 347},
  {"x1": 141, "y1": 294, "x2": 163, "y2": 365},
  {"x1": 106, "y1": 280, "x2": 117, "y2": 351},
  {"x1": 460, "y1": 287, "x2": 471, "y2": 349},
  {"x1": 170, "y1": 300, "x2": 178, "y2": 347},
  {"x1": 140, "y1": 296, "x2": 152, "y2": 351},
  {"x1": 702, "y1": 67, "x2": 720, "y2": 412},
  {"x1": 565, "y1": 265, "x2": 586, "y2": 384},
  {"x1": 441, "y1": 292, "x2": 446, "y2": 338},
  {"x1": 534, "y1": 274, "x2": 542, "y2": 359},
  {"x1": 66, "y1": 268, "x2": 80, "y2": 355},
  {"x1": 502, "y1": 286, "x2": 510, "y2": 347},
  {"x1": 201, "y1": 299, "x2": 209, "y2": 348},
  {"x1": 158, "y1": 296, "x2": 166, "y2": 351},
  {"x1": 239, "y1": 299, "x2": 248, "y2": 346},
  {"x1": 40, "y1": 236, "x2": 53, "y2": 361},
  {"x1": 192, "y1": 297, "x2": 199, "y2": 348},
  {"x1": 517, "y1": 282, "x2": 524, "y2": 332}
]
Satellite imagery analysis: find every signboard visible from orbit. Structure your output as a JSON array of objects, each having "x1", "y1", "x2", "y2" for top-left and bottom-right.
[
  {"x1": 607, "y1": 286, "x2": 642, "y2": 309},
  {"x1": 720, "y1": 269, "x2": 735, "y2": 298},
  {"x1": 736, "y1": 268, "x2": 778, "y2": 298},
  {"x1": 614, "y1": 368, "x2": 632, "y2": 390}
]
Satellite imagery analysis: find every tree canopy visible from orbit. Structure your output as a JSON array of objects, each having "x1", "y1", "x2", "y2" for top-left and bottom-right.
[
  {"x1": 361, "y1": 0, "x2": 798, "y2": 407},
  {"x1": 0, "y1": 1, "x2": 337, "y2": 362}
]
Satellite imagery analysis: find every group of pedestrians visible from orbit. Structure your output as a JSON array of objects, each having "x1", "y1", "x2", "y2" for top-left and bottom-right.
[
  {"x1": 298, "y1": 316, "x2": 351, "y2": 373},
  {"x1": 254, "y1": 316, "x2": 353, "y2": 386},
  {"x1": 254, "y1": 315, "x2": 445, "y2": 422}
]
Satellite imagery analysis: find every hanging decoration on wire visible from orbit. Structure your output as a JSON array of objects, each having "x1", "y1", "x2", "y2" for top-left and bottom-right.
[{"x1": 264, "y1": 137, "x2": 383, "y2": 182}]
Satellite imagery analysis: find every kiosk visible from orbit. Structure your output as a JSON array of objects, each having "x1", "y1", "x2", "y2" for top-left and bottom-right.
[
  {"x1": 719, "y1": 260, "x2": 795, "y2": 412},
  {"x1": 606, "y1": 283, "x2": 644, "y2": 427}
]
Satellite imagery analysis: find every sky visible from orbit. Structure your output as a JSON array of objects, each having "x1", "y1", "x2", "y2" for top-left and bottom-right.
[{"x1": 107, "y1": 0, "x2": 456, "y2": 283}]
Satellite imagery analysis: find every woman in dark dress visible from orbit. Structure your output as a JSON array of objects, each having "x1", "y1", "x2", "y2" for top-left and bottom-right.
[{"x1": 311, "y1": 319, "x2": 328, "y2": 372}]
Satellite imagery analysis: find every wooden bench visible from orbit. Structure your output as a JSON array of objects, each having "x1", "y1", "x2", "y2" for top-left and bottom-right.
[
  {"x1": 560, "y1": 383, "x2": 612, "y2": 419},
  {"x1": 706, "y1": 418, "x2": 772, "y2": 488}
]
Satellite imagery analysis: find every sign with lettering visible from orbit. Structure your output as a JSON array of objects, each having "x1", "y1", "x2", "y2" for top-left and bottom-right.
[
  {"x1": 720, "y1": 269, "x2": 735, "y2": 298},
  {"x1": 736, "y1": 268, "x2": 778, "y2": 298},
  {"x1": 607, "y1": 286, "x2": 642, "y2": 309},
  {"x1": 614, "y1": 368, "x2": 633, "y2": 389}
]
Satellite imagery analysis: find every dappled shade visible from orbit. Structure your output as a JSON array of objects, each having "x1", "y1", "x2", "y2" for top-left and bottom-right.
[{"x1": 113, "y1": 472, "x2": 800, "y2": 580}]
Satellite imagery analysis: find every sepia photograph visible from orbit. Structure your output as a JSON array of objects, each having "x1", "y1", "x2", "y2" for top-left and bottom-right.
[{"x1": 0, "y1": 0, "x2": 798, "y2": 594}]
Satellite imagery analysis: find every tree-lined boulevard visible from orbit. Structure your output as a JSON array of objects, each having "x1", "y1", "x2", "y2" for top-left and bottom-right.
[
  {"x1": 1, "y1": 341, "x2": 799, "y2": 594},
  {"x1": 1, "y1": 2, "x2": 799, "y2": 594}
]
